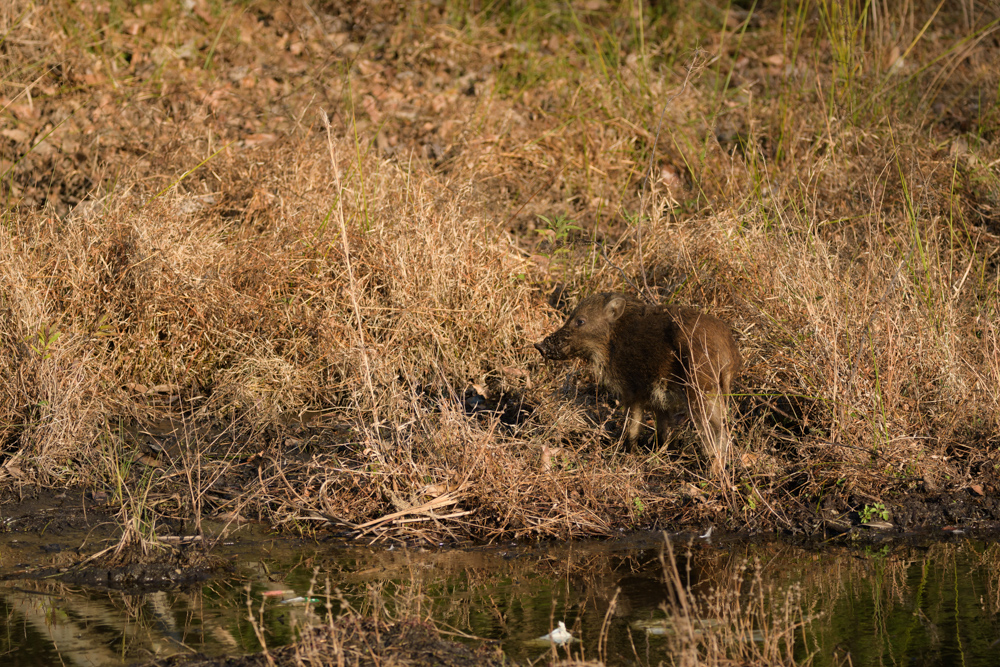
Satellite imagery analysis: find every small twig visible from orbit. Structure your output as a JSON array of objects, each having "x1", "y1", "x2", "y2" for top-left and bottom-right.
[
  {"x1": 247, "y1": 590, "x2": 277, "y2": 667},
  {"x1": 63, "y1": 543, "x2": 117, "y2": 572},
  {"x1": 351, "y1": 488, "x2": 467, "y2": 537},
  {"x1": 597, "y1": 587, "x2": 620, "y2": 662},
  {"x1": 599, "y1": 244, "x2": 643, "y2": 295}
]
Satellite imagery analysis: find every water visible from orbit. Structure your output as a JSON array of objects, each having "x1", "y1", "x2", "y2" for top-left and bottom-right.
[{"x1": 2, "y1": 529, "x2": 999, "y2": 666}]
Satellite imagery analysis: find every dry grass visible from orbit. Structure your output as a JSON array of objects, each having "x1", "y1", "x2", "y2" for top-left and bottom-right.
[{"x1": 1, "y1": 0, "x2": 999, "y2": 543}]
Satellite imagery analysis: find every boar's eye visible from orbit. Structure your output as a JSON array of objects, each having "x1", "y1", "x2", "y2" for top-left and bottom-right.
[{"x1": 574, "y1": 318, "x2": 585, "y2": 327}]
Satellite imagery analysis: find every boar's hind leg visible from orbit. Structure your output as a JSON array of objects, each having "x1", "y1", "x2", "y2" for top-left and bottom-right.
[
  {"x1": 685, "y1": 343, "x2": 732, "y2": 469},
  {"x1": 686, "y1": 384, "x2": 728, "y2": 463}
]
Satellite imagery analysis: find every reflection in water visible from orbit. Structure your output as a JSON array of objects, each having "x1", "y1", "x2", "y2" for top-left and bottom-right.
[{"x1": 1, "y1": 533, "x2": 999, "y2": 666}]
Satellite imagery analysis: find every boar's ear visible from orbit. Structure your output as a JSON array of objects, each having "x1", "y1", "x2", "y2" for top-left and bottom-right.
[{"x1": 605, "y1": 295, "x2": 626, "y2": 321}]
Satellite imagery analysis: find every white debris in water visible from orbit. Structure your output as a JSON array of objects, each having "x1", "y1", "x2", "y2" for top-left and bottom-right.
[{"x1": 539, "y1": 621, "x2": 573, "y2": 645}]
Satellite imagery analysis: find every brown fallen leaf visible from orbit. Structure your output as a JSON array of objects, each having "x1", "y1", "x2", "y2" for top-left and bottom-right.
[
  {"x1": 146, "y1": 384, "x2": 181, "y2": 394},
  {"x1": 135, "y1": 454, "x2": 162, "y2": 468},
  {"x1": 242, "y1": 133, "x2": 277, "y2": 148},
  {"x1": 1, "y1": 128, "x2": 30, "y2": 143}
]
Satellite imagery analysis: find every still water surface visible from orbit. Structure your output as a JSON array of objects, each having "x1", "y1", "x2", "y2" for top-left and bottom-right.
[{"x1": 2, "y1": 529, "x2": 999, "y2": 666}]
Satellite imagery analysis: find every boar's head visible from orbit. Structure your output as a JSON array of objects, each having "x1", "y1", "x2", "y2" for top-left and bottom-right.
[{"x1": 534, "y1": 293, "x2": 628, "y2": 363}]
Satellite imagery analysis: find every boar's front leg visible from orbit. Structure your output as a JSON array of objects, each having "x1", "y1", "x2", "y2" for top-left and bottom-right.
[{"x1": 625, "y1": 403, "x2": 646, "y2": 447}]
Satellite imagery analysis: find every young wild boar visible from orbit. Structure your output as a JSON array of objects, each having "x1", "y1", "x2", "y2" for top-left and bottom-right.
[{"x1": 534, "y1": 293, "x2": 741, "y2": 466}]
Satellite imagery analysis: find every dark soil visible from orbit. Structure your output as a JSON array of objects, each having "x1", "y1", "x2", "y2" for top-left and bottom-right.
[{"x1": 0, "y1": 490, "x2": 234, "y2": 591}]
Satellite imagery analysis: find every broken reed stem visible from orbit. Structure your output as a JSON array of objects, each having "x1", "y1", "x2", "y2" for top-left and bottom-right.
[{"x1": 322, "y1": 111, "x2": 382, "y2": 460}]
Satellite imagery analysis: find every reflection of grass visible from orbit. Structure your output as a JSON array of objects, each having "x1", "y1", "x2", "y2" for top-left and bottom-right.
[
  {"x1": 0, "y1": 0, "x2": 997, "y2": 549},
  {"x1": 819, "y1": 541, "x2": 1000, "y2": 666},
  {"x1": 657, "y1": 536, "x2": 820, "y2": 666},
  {"x1": 255, "y1": 538, "x2": 1000, "y2": 666}
]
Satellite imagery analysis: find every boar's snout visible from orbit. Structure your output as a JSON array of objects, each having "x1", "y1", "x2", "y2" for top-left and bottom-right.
[{"x1": 533, "y1": 335, "x2": 565, "y2": 360}]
